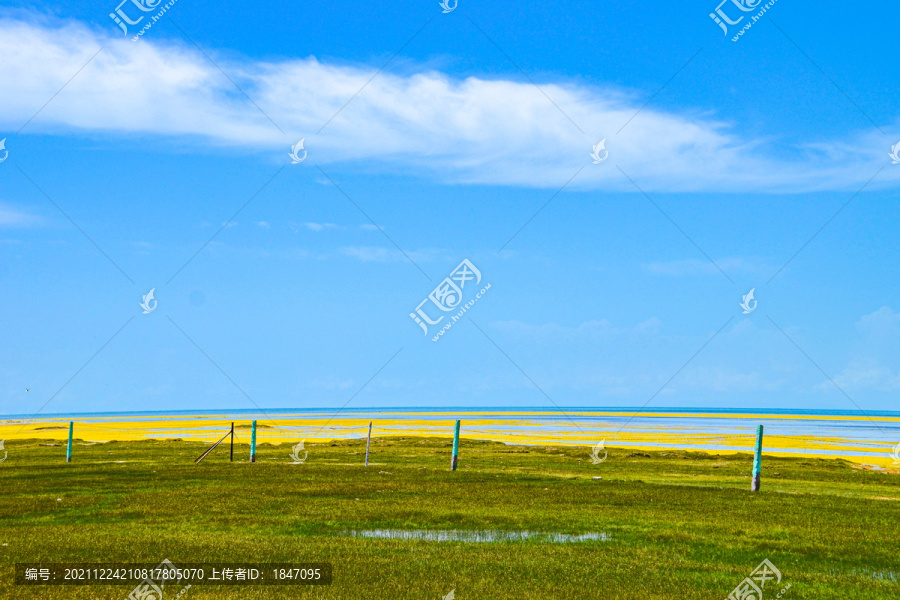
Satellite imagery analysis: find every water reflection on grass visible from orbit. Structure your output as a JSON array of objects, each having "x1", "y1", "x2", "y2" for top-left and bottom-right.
[{"x1": 344, "y1": 529, "x2": 610, "y2": 543}]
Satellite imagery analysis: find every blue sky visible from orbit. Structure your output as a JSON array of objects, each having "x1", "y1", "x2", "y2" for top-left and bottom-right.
[{"x1": 1, "y1": 1, "x2": 899, "y2": 416}]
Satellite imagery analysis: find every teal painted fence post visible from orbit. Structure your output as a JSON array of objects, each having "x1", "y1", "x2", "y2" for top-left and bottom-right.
[
  {"x1": 65, "y1": 421, "x2": 73, "y2": 463},
  {"x1": 250, "y1": 420, "x2": 257, "y2": 463},
  {"x1": 751, "y1": 424, "x2": 763, "y2": 492},
  {"x1": 365, "y1": 421, "x2": 372, "y2": 467},
  {"x1": 451, "y1": 420, "x2": 460, "y2": 471}
]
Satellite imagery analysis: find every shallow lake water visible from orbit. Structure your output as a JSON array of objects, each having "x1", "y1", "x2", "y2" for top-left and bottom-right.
[{"x1": 343, "y1": 529, "x2": 610, "y2": 543}]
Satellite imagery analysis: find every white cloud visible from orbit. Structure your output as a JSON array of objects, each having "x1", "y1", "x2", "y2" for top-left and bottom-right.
[
  {"x1": 644, "y1": 257, "x2": 770, "y2": 276},
  {"x1": 677, "y1": 367, "x2": 775, "y2": 392},
  {"x1": 339, "y1": 246, "x2": 398, "y2": 262},
  {"x1": 490, "y1": 317, "x2": 662, "y2": 342},
  {"x1": 0, "y1": 16, "x2": 898, "y2": 192},
  {"x1": 0, "y1": 204, "x2": 39, "y2": 227},
  {"x1": 855, "y1": 306, "x2": 900, "y2": 335},
  {"x1": 339, "y1": 245, "x2": 444, "y2": 263},
  {"x1": 308, "y1": 377, "x2": 355, "y2": 391},
  {"x1": 821, "y1": 307, "x2": 900, "y2": 392},
  {"x1": 342, "y1": 246, "x2": 391, "y2": 261},
  {"x1": 826, "y1": 363, "x2": 900, "y2": 392},
  {"x1": 303, "y1": 222, "x2": 339, "y2": 232}
]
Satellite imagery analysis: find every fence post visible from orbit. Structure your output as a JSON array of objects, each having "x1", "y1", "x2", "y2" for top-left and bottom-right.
[
  {"x1": 230, "y1": 422, "x2": 234, "y2": 462},
  {"x1": 250, "y1": 420, "x2": 257, "y2": 463},
  {"x1": 451, "y1": 420, "x2": 460, "y2": 471},
  {"x1": 65, "y1": 421, "x2": 73, "y2": 463},
  {"x1": 751, "y1": 424, "x2": 763, "y2": 492},
  {"x1": 365, "y1": 421, "x2": 372, "y2": 467}
]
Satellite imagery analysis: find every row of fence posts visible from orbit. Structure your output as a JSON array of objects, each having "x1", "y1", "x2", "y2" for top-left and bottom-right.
[{"x1": 52, "y1": 419, "x2": 765, "y2": 489}]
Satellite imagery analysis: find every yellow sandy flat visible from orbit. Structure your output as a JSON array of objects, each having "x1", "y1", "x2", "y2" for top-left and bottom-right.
[{"x1": 1, "y1": 412, "x2": 897, "y2": 468}]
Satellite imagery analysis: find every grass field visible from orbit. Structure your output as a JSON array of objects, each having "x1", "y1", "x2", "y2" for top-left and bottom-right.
[{"x1": 1, "y1": 436, "x2": 898, "y2": 599}]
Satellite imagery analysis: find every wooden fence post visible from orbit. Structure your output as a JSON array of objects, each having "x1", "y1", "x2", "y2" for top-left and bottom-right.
[
  {"x1": 65, "y1": 421, "x2": 73, "y2": 463},
  {"x1": 451, "y1": 420, "x2": 460, "y2": 471},
  {"x1": 751, "y1": 424, "x2": 763, "y2": 492},
  {"x1": 193, "y1": 428, "x2": 232, "y2": 463},
  {"x1": 250, "y1": 420, "x2": 257, "y2": 463},
  {"x1": 230, "y1": 422, "x2": 234, "y2": 462},
  {"x1": 365, "y1": 421, "x2": 372, "y2": 467}
]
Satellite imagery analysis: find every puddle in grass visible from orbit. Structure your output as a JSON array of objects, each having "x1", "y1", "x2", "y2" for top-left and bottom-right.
[{"x1": 344, "y1": 529, "x2": 609, "y2": 543}]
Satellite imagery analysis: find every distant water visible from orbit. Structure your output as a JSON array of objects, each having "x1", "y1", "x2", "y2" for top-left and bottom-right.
[{"x1": 6, "y1": 406, "x2": 900, "y2": 419}]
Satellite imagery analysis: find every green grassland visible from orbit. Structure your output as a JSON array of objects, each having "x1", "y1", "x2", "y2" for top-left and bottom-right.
[{"x1": 1, "y1": 436, "x2": 898, "y2": 599}]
